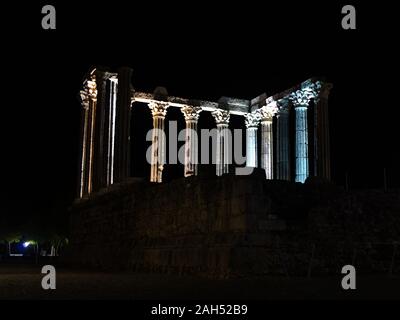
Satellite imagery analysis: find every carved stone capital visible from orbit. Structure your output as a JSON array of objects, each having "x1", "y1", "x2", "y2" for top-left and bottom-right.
[
  {"x1": 79, "y1": 91, "x2": 89, "y2": 110},
  {"x1": 148, "y1": 101, "x2": 169, "y2": 118},
  {"x1": 212, "y1": 109, "x2": 230, "y2": 125},
  {"x1": 289, "y1": 89, "x2": 313, "y2": 107},
  {"x1": 258, "y1": 103, "x2": 278, "y2": 121},
  {"x1": 277, "y1": 98, "x2": 290, "y2": 116},
  {"x1": 181, "y1": 105, "x2": 202, "y2": 122},
  {"x1": 86, "y1": 76, "x2": 97, "y2": 101},
  {"x1": 303, "y1": 81, "x2": 320, "y2": 98},
  {"x1": 244, "y1": 112, "x2": 262, "y2": 128},
  {"x1": 80, "y1": 73, "x2": 97, "y2": 109}
]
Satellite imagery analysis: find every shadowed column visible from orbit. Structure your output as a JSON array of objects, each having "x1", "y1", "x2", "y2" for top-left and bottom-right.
[
  {"x1": 276, "y1": 99, "x2": 290, "y2": 180},
  {"x1": 92, "y1": 70, "x2": 119, "y2": 191},
  {"x1": 114, "y1": 67, "x2": 133, "y2": 184},
  {"x1": 314, "y1": 82, "x2": 333, "y2": 180}
]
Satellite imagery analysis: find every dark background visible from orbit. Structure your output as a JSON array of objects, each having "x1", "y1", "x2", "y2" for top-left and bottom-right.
[{"x1": 2, "y1": 1, "x2": 399, "y2": 228}]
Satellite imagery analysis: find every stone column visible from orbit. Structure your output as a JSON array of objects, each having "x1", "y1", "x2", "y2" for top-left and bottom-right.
[
  {"x1": 212, "y1": 109, "x2": 230, "y2": 176},
  {"x1": 244, "y1": 112, "x2": 261, "y2": 167},
  {"x1": 106, "y1": 76, "x2": 118, "y2": 185},
  {"x1": 276, "y1": 100, "x2": 290, "y2": 180},
  {"x1": 148, "y1": 102, "x2": 169, "y2": 183},
  {"x1": 181, "y1": 106, "x2": 202, "y2": 177},
  {"x1": 93, "y1": 71, "x2": 118, "y2": 192},
  {"x1": 78, "y1": 95, "x2": 90, "y2": 198},
  {"x1": 79, "y1": 72, "x2": 97, "y2": 197},
  {"x1": 290, "y1": 89, "x2": 312, "y2": 183},
  {"x1": 314, "y1": 82, "x2": 333, "y2": 181},
  {"x1": 114, "y1": 67, "x2": 133, "y2": 184},
  {"x1": 259, "y1": 102, "x2": 278, "y2": 179}
]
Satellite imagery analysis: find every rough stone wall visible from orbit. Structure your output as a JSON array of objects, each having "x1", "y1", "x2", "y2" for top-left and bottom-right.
[{"x1": 67, "y1": 174, "x2": 400, "y2": 277}]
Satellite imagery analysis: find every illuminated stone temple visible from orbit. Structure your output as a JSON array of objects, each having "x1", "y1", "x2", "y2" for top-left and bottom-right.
[
  {"x1": 70, "y1": 69, "x2": 398, "y2": 278},
  {"x1": 78, "y1": 67, "x2": 332, "y2": 198},
  {"x1": 68, "y1": 66, "x2": 390, "y2": 278}
]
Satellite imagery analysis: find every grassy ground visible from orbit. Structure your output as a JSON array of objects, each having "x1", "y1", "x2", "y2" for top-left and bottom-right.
[{"x1": 0, "y1": 263, "x2": 399, "y2": 300}]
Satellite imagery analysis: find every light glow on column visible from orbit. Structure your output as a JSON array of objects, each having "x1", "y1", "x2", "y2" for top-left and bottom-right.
[
  {"x1": 181, "y1": 106, "x2": 202, "y2": 177},
  {"x1": 109, "y1": 78, "x2": 118, "y2": 185},
  {"x1": 295, "y1": 106, "x2": 308, "y2": 183},
  {"x1": 261, "y1": 120, "x2": 273, "y2": 179},
  {"x1": 259, "y1": 103, "x2": 278, "y2": 179},
  {"x1": 244, "y1": 112, "x2": 261, "y2": 168},
  {"x1": 212, "y1": 109, "x2": 230, "y2": 176},
  {"x1": 148, "y1": 102, "x2": 169, "y2": 183},
  {"x1": 290, "y1": 88, "x2": 312, "y2": 183},
  {"x1": 79, "y1": 70, "x2": 97, "y2": 198},
  {"x1": 246, "y1": 127, "x2": 258, "y2": 167},
  {"x1": 79, "y1": 105, "x2": 89, "y2": 198}
]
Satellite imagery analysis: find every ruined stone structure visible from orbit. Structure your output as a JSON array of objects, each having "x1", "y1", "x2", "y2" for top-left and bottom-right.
[
  {"x1": 72, "y1": 70, "x2": 400, "y2": 277},
  {"x1": 78, "y1": 67, "x2": 333, "y2": 198}
]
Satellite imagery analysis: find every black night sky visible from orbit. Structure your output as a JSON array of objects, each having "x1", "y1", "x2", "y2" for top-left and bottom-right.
[{"x1": 2, "y1": 1, "x2": 399, "y2": 229}]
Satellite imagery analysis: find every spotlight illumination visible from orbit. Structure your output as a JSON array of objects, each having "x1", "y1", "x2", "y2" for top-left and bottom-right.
[{"x1": 23, "y1": 241, "x2": 32, "y2": 248}]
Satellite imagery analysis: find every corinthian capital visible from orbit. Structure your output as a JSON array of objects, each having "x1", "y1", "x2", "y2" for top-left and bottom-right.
[
  {"x1": 258, "y1": 102, "x2": 278, "y2": 121},
  {"x1": 79, "y1": 91, "x2": 90, "y2": 110},
  {"x1": 212, "y1": 109, "x2": 230, "y2": 125},
  {"x1": 79, "y1": 73, "x2": 97, "y2": 109},
  {"x1": 86, "y1": 74, "x2": 97, "y2": 101},
  {"x1": 181, "y1": 105, "x2": 202, "y2": 122},
  {"x1": 148, "y1": 101, "x2": 169, "y2": 118},
  {"x1": 244, "y1": 112, "x2": 262, "y2": 128},
  {"x1": 277, "y1": 98, "x2": 290, "y2": 115},
  {"x1": 289, "y1": 89, "x2": 313, "y2": 107}
]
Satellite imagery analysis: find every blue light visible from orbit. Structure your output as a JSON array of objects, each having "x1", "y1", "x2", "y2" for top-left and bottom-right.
[{"x1": 23, "y1": 242, "x2": 30, "y2": 248}]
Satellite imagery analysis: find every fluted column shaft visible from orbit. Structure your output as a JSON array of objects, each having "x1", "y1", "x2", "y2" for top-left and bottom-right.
[
  {"x1": 217, "y1": 124, "x2": 230, "y2": 176},
  {"x1": 80, "y1": 104, "x2": 90, "y2": 197},
  {"x1": 244, "y1": 112, "x2": 261, "y2": 168},
  {"x1": 290, "y1": 89, "x2": 313, "y2": 183},
  {"x1": 259, "y1": 103, "x2": 278, "y2": 179},
  {"x1": 295, "y1": 105, "x2": 309, "y2": 183},
  {"x1": 114, "y1": 67, "x2": 133, "y2": 184},
  {"x1": 314, "y1": 83, "x2": 332, "y2": 180},
  {"x1": 261, "y1": 120, "x2": 273, "y2": 179},
  {"x1": 212, "y1": 109, "x2": 230, "y2": 176},
  {"x1": 79, "y1": 72, "x2": 97, "y2": 197},
  {"x1": 181, "y1": 106, "x2": 202, "y2": 177},
  {"x1": 276, "y1": 106, "x2": 290, "y2": 180},
  {"x1": 106, "y1": 77, "x2": 118, "y2": 185},
  {"x1": 148, "y1": 102, "x2": 169, "y2": 183},
  {"x1": 246, "y1": 127, "x2": 258, "y2": 167}
]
